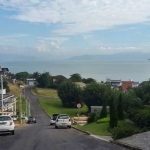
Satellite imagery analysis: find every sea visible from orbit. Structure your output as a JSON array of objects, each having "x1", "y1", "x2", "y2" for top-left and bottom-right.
[{"x1": 0, "y1": 60, "x2": 150, "y2": 83}]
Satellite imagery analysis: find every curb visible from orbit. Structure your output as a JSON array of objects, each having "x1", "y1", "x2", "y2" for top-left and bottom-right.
[
  {"x1": 72, "y1": 126, "x2": 143, "y2": 150},
  {"x1": 72, "y1": 126, "x2": 91, "y2": 135},
  {"x1": 110, "y1": 140, "x2": 143, "y2": 150}
]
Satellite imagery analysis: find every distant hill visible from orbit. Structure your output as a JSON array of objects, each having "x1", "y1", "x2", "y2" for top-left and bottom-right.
[
  {"x1": 68, "y1": 52, "x2": 150, "y2": 61},
  {"x1": 0, "y1": 54, "x2": 39, "y2": 61}
]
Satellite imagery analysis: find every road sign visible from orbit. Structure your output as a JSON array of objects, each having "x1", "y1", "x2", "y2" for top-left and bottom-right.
[{"x1": 77, "y1": 103, "x2": 81, "y2": 108}]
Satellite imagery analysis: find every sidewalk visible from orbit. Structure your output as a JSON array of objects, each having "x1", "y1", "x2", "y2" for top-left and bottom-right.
[{"x1": 72, "y1": 126, "x2": 150, "y2": 150}]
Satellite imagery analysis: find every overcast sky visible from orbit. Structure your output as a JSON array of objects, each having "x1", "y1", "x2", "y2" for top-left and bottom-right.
[{"x1": 0, "y1": 0, "x2": 150, "y2": 60}]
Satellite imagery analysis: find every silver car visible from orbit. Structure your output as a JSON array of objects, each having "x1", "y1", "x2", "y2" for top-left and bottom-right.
[{"x1": 0, "y1": 115, "x2": 15, "y2": 135}]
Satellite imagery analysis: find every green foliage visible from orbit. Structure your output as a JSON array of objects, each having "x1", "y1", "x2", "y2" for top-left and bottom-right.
[
  {"x1": 117, "y1": 93, "x2": 124, "y2": 120},
  {"x1": 97, "y1": 116, "x2": 110, "y2": 124},
  {"x1": 57, "y1": 81, "x2": 82, "y2": 108},
  {"x1": 100, "y1": 99, "x2": 107, "y2": 119},
  {"x1": 122, "y1": 90, "x2": 143, "y2": 113},
  {"x1": 87, "y1": 112, "x2": 100, "y2": 123},
  {"x1": 37, "y1": 72, "x2": 53, "y2": 88},
  {"x1": 15, "y1": 71, "x2": 30, "y2": 82},
  {"x1": 128, "y1": 107, "x2": 150, "y2": 128},
  {"x1": 82, "y1": 78, "x2": 96, "y2": 84},
  {"x1": 83, "y1": 82, "x2": 111, "y2": 112},
  {"x1": 52, "y1": 75, "x2": 67, "y2": 88},
  {"x1": 69, "y1": 73, "x2": 82, "y2": 82},
  {"x1": 111, "y1": 125, "x2": 134, "y2": 140},
  {"x1": 32, "y1": 72, "x2": 40, "y2": 80},
  {"x1": 109, "y1": 97, "x2": 118, "y2": 128},
  {"x1": 0, "y1": 80, "x2": 10, "y2": 92}
]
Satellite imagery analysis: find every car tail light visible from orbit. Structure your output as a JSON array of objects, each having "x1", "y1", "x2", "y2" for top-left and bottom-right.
[
  {"x1": 69, "y1": 119, "x2": 71, "y2": 122},
  {"x1": 10, "y1": 122, "x2": 13, "y2": 125}
]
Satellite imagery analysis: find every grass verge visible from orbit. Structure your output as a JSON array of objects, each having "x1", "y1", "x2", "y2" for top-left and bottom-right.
[
  {"x1": 77, "y1": 122, "x2": 112, "y2": 136},
  {"x1": 39, "y1": 99, "x2": 87, "y2": 117}
]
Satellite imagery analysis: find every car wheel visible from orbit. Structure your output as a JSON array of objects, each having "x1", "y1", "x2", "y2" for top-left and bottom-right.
[
  {"x1": 50, "y1": 123, "x2": 52, "y2": 125},
  {"x1": 34, "y1": 121, "x2": 36, "y2": 123},
  {"x1": 55, "y1": 125, "x2": 58, "y2": 129},
  {"x1": 11, "y1": 130, "x2": 15, "y2": 135},
  {"x1": 68, "y1": 126, "x2": 71, "y2": 129}
]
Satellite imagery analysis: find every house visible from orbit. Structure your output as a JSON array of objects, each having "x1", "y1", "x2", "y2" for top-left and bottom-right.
[
  {"x1": 106, "y1": 78, "x2": 122, "y2": 89},
  {"x1": 26, "y1": 78, "x2": 37, "y2": 86},
  {"x1": 122, "y1": 80, "x2": 140, "y2": 91},
  {"x1": 74, "y1": 82, "x2": 86, "y2": 88},
  {"x1": 121, "y1": 81, "x2": 133, "y2": 91},
  {"x1": 0, "y1": 90, "x2": 17, "y2": 115},
  {"x1": 91, "y1": 106, "x2": 109, "y2": 113}
]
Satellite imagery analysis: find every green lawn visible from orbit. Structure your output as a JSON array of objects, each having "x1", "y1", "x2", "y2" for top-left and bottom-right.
[
  {"x1": 39, "y1": 99, "x2": 87, "y2": 117},
  {"x1": 77, "y1": 122, "x2": 111, "y2": 136}
]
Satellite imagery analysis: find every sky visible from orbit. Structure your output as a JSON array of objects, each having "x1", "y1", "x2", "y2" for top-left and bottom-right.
[{"x1": 0, "y1": 0, "x2": 150, "y2": 60}]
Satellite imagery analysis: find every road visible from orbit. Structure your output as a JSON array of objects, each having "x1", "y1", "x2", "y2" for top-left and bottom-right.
[{"x1": 0, "y1": 86, "x2": 129, "y2": 150}]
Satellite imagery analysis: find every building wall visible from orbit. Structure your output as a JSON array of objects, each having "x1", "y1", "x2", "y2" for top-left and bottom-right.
[{"x1": 122, "y1": 81, "x2": 133, "y2": 91}]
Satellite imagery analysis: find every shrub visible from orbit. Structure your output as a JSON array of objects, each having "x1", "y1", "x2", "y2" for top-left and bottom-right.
[
  {"x1": 97, "y1": 116, "x2": 110, "y2": 124},
  {"x1": 111, "y1": 126, "x2": 134, "y2": 140},
  {"x1": 87, "y1": 112, "x2": 99, "y2": 123},
  {"x1": 111, "y1": 121, "x2": 141, "y2": 140},
  {"x1": 128, "y1": 107, "x2": 150, "y2": 128}
]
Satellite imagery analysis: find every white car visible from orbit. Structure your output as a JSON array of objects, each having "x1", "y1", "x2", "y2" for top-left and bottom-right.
[
  {"x1": 0, "y1": 115, "x2": 15, "y2": 135},
  {"x1": 50, "y1": 114, "x2": 59, "y2": 125},
  {"x1": 55, "y1": 114, "x2": 71, "y2": 129}
]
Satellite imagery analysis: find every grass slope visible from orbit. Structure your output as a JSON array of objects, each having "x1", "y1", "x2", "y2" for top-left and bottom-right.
[{"x1": 39, "y1": 99, "x2": 87, "y2": 117}]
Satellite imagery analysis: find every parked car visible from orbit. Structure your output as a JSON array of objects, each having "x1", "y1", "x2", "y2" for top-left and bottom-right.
[
  {"x1": 55, "y1": 114, "x2": 71, "y2": 129},
  {"x1": 0, "y1": 115, "x2": 15, "y2": 135},
  {"x1": 27, "y1": 116, "x2": 36, "y2": 123},
  {"x1": 50, "y1": 114, "x2": 59, "y2": 125}
]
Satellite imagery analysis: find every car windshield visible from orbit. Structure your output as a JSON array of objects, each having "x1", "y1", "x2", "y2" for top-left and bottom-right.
[
  {"x1": 0, "y1": 116, "x2": 11, "y2": 121},
  {"x1": 58, "y1": 115, "x2": 69, "y2": 119},
  {"x1": 29, "y1": 117, "x2": 34, "y2": 119}
]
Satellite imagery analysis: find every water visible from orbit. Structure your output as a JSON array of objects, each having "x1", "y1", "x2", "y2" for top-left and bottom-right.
[{"x1": 0, "y1": 60, "x2": 150, "y2": 83}]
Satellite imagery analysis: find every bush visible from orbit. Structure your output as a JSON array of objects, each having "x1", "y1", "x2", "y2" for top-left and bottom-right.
[
  {"x1": 128, "y1": 107, "x2": 150, "y2": 128},
  {"x1": 111, "y1": 126, "x2": 134, "y2": 140},
  {"x1": 111, "y1": 121, "x2": 141, "y2": 140},
  {"x1": 97, "y1": 116, "x2": 110, "y2": 124},
  {"x1": 87, "y1": 112, "x2": 99, "y2": 123}
]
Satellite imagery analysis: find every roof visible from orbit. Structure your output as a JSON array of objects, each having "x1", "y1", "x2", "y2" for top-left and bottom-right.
[{"x1": 0, "y1": 94, "x2": 15, "y2": 101}]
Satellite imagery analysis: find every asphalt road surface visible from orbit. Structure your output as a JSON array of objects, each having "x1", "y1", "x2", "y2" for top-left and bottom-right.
[{"x1": 0, "y1": 86, "x2": 130, "y2": 150}]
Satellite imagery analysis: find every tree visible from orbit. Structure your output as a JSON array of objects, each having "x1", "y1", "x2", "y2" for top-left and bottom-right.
[
  {"x1": 69, "y1": 73, "x2": 82, "y2": 82},
  {"x1": 117, "y1": 93, "x2": 124, "y2": 120},
  {"x1": 57, "y1": 81, "x2": 82, "y2": 108},
  {"x1": 32, "y1": 72, "x2": 40, "y2": 80},
  {"x1": 109, "y1": 96, "x2": 118, "y2": 128},
  {"x1": 37, "y1": 72, "x2": 52, "y2": 88},
  {"x1": 52, "y1": 75, "x2": 67, "y2": 87},
  {"x1": 82, "y1": 78, "x2": 96, "y2": 84},
  {"x1": 15, "y1": 71, "x2": 29, "y2": 82},
  {"x1": 0, "y1": 80, "x2": 10, "y2": 92},
  {"x1": 100, "y1": 99, "x2": 107, "y2": 119},
  {"x1": 82, "y1": 82, "x2": 111, "y2": 112}
]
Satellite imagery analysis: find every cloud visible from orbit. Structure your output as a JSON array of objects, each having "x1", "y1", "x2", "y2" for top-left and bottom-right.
[
  {"x1": 1, "y1": 0, "x2": 150, "y2": 35},
  {"x1": 98, "y1": 46, "x2": 143, "y2": 54}
]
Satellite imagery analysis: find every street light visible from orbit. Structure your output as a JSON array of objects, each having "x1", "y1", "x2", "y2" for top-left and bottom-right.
[{"x1": 0, "y1": 67, "x2": 9, "y2": 115}]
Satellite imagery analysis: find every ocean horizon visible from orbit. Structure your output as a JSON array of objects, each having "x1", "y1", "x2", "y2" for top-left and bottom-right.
[{"x1": 0, "y1": 60, "x2": 150, "y2": 83}]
